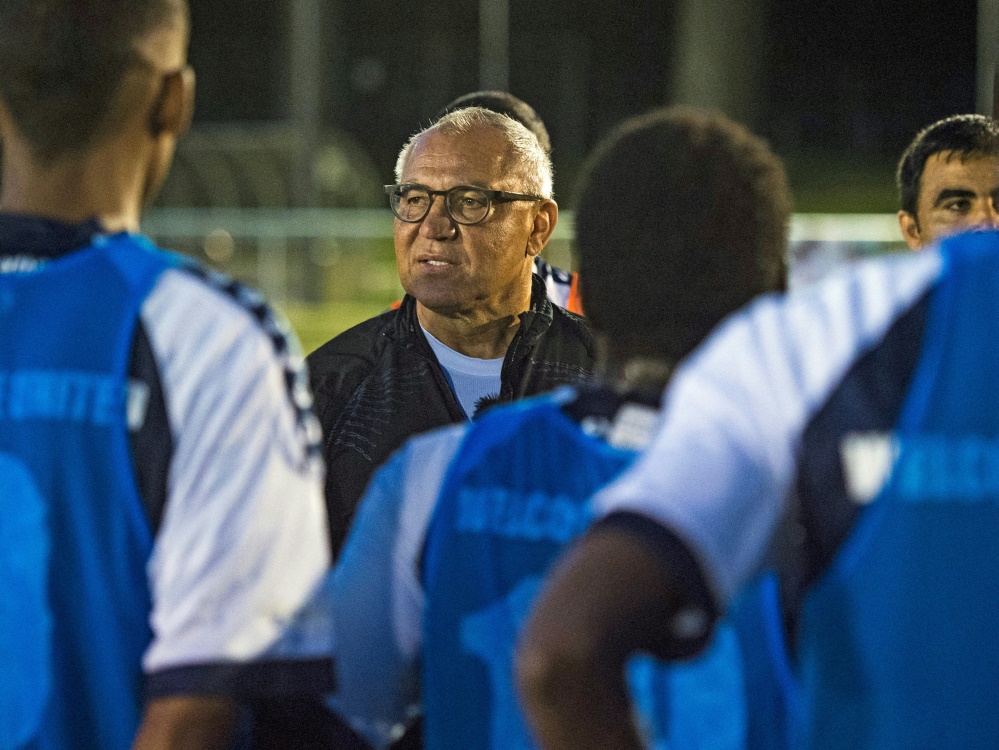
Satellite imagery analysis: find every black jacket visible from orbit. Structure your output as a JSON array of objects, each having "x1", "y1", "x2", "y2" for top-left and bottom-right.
[{"x1": 307, "y1": 275, "x2": 596, "y2": 557}]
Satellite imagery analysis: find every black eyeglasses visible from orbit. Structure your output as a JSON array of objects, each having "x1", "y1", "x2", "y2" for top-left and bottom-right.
[{"x1": 384, "y1": 183, "x2": 544, "y2": 225}]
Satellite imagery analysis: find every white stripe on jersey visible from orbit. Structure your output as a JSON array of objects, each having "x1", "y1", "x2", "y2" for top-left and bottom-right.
[
  {"x1": 592, "y1": 248, "x2": 943, "y2": 605},
  {"x1": 141, "y1": 267, "x2": 331, "y2": 673}
]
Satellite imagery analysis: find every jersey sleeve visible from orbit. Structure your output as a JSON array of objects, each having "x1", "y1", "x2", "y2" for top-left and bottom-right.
[
  {"x1": 139, "y1": 268, "x2": 333, "y2": 698},
  {"x1": 327, "y1": 424, "x2": 467, "y2": 749},
  {"x1": 592, "y1": 249, "x2": 943, "y2": 605}
]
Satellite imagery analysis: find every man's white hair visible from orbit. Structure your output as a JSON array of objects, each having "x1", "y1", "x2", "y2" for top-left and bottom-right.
[{"x1": 394, "y1": 106, "x2": 554, "y2": 199}]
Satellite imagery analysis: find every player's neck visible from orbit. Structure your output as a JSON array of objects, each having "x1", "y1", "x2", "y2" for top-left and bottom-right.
[{"x1": 0, "y1": 138, "x2": 145, "y2": 233}]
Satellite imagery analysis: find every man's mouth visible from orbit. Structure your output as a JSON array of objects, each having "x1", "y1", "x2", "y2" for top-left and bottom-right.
[{"x1": 417, "y1": 255, "x2": 457, "y2": 267}]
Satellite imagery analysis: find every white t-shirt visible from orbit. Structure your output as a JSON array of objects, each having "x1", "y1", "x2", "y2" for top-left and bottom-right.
[{"x1": 422, "y1": 326, "x2": 504, "y2": 418}]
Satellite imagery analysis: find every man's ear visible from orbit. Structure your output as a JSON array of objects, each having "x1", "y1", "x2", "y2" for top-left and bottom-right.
[
  {"x1": 898, "y1": 210, "x2": 922, "y2": 250},
  {"x1": 526, "y1": 199, "x2": 558, "y2": 258},
  {"x1": 149, "y1": 65, "x2": 195, "y2": 138},
  {"x1": 0, "y1": 96, "x2": 12, "y2": 134}
]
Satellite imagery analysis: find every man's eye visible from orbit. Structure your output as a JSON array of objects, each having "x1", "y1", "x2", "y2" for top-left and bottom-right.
[
  {"x1": 943, "y1": 199, "x2": 972, "y2": 212},
  {"x1": 460, "y1": 197, "x2": 486, "y2": 209},
  {"x1": 404, "y1": 194, "x2": 429, "y2": 207}
]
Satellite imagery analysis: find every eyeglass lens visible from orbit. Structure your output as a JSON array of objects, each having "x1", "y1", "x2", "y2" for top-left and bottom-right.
[{"x1": 391, "y1": 186, "x2": 491, "y2": 224}]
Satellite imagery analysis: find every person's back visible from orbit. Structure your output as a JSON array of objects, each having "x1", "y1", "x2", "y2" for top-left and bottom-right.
[
  {"x1": 0, "y1": 1, "x2": 334, "y2": 746},
  {"x1": 792, "y1": 231, "x2": 999, "y2": 746},
  {"x1": 2, "y1": 233, "x2": 184, "y2": 748},
  {"x1": 420, "y1": 392, "x2": 783, "y2": 750},
  {"x1": 421, "y1": 391, "x2": 648, "y2": 749},
  {"x1": 516, "y1": 232, "x2": 999, "y2": 748},
  {"x1": 329, "y1": 107, "x2": 793, "y2": 750}
]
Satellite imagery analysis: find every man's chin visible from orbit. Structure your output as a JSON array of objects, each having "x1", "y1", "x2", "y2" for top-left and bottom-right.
[
  {"x1": 413, "y1": 296, "x2": 470, "y2": 319},
  {"x1": 404, "y1": 280, "x2": 470, "y2": 315}
]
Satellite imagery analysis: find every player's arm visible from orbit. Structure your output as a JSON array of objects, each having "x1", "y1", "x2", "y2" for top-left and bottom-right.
[
  {"x1": 132, "y1": 697, "x2": 238, "y2": 750},
  {"x1": 329, "y1": 426, "x2": 466, "y2": 748},
  {"x1": 516, "y1": 517, "x2": 715, "y2": 750},
  {"x1": 327, "y1": 447, "x2": 421, "y2": 748},
  {"x1": 137, "y1": 271, "x2": 334, "y2": 745}
]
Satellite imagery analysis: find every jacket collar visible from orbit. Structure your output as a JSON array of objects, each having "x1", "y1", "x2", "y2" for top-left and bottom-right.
[
  {"x1": 0, "y1": 213, "x2": 107, "y2": 260},
  {"x1": 392, "y1": 273, "x2": 554, "y2": 357}
]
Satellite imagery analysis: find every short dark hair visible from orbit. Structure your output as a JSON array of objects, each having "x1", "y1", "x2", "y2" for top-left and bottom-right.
[
  {"x1": 897, "y1": 114, "x2": 999, "y2": 216},
  {"x1": 0, "y1": 0, "x2": 186, "y2": 163},
  {"x1": 437, "y1": 91, "x2": 552, "y2": 154},
  {"x1": 574, "y1": 106, "x2": 790, "y2": 362}
]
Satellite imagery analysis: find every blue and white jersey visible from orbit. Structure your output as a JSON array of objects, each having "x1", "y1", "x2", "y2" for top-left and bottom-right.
[
  {"x1": 594, "y1": 230, "x2": 999, "y2": 748},
  {"x1": 0, "y1": 226, "x2": 332, "y2": 749},
  {"x1": 533, "y1": 257, "x2": 580, "y2": 314},
  {"x1": 330, "y1": 387, "x2": 793, "y2": 749}
]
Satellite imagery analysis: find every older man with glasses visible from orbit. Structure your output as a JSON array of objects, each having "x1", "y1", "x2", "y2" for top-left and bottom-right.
[{"x1": 308, "y1": 107, "x2": 595, "y2": 558}]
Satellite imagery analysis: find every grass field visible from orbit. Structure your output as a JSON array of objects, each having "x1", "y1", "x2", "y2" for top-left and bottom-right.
[{"x1": 280, "y1": 299, "x2": 395, "y2": 355}]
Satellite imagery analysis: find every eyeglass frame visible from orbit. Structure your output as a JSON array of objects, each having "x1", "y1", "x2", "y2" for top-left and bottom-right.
[{"x1": 384, "y1": 183, "x2": 545, "y2": 225}]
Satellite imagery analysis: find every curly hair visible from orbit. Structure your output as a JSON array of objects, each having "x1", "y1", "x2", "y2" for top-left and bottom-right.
[{"x1": 574, "y1": 106, "x2": 790, "y2": 361}]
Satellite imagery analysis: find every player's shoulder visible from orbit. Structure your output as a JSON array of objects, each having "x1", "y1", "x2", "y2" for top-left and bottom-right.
[
  {"x1": 143, "y1": 260, "x2": 321, "y2": 460},
  {"x1": 150, "y1": 261, "x2": 285, "y2": 332},
  {"x1": 145, "y1": 263, "x2": 303, "y2": 378},
  {"x1": 352, "y1": 422, "x2": 469, "y2": 563},
  {"x1": 647, "y1": 248, "x2": 945, "y2": 450}
]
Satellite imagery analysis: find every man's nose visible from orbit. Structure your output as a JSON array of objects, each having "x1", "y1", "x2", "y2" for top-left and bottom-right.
[
  {"x1": 419, "y1": 195, "x2": 457, "y2": 238},
  {"x1": 984, "y1": 200, "x2": 999, "y2": 228}
]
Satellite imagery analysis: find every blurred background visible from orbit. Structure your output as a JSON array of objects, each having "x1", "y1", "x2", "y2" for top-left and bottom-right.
[{"x1": 145, "y1": 0, "x2": 992, "y2": 352}]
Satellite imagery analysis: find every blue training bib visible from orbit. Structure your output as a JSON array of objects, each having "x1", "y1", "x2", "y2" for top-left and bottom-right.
[
  {"x1": 421, "y1": 392, "x2": 784, "y2": 750},
  {"x1": 797, "y1": 231, "x2": 999, "y2": 749},
  {"x1": 0, "y1": 235, "x2": 181, "y2": 750}
]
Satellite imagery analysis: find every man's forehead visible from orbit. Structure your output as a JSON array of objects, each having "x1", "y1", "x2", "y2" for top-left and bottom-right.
[
  {"x1": 402, "y1": 126, "x2": 514, "y2": 182},
  {"x1": 920, "y1": 151, "x2": 999, "y2": 193},
  {"x1": 924, "y1": 149, "x2": 999, "y2": 173}
]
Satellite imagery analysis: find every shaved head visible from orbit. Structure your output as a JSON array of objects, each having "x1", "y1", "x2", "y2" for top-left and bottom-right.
[{"x1": 0, "y1": 0, "x2": 188, "y2": 162}]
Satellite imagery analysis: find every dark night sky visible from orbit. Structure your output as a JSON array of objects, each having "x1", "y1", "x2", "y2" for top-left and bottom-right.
[
  {"x1": 764, "y1": 0, "x2": 976, "y2": 155},
  {"x1": 184, "y1": 0, "x2": 979, "y2": 204}
]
